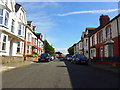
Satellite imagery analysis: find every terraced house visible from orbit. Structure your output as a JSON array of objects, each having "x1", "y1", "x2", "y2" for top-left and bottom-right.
[
  {"x1": 90, "y1": 14, "x2": 120, "y2": 60},
  {"x1": 72, "y1": 14, "x2": 120, "y2": 61},
  {"x1": 0, "y1": 0, "x2": 44, "y2": 58}
]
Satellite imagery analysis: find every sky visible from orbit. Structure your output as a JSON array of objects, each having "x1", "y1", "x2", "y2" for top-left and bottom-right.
[{"x1": 18, "y1": 1, "x2": 119, "y2": 54}]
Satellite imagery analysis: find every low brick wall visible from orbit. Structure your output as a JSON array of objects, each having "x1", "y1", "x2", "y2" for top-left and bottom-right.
[
  {"x1": 0, "y1": 56, "x2": 38, "y2": 65},
  {"x1": 0, "y1": 56, "x2": 24, "y2": 65}
]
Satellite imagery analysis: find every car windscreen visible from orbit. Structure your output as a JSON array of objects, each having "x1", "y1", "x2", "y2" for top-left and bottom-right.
[
  {"x1": 67, "y1": 55, "x2": 72, "y2": 57},
  {"x1": 41, "y1": 54, "x2": 49, "y2": 57},
  {"x1": 76, "y1": 54, "x2": 85, "y2": 58}
]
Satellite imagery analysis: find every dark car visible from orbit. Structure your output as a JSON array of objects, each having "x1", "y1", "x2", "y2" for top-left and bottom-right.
[
  {"x1": 71, "y1": 54, "x2": 88, "y2": 64},
  {"x1": 66, "y1": 55, "x2": 73, "y2": 61},
  {"x1": 38, "y1": 53, "x2": 51, "y2": 62},
  {"x1": 57, "y1": 57, "x2": 64, "y2": 61}
]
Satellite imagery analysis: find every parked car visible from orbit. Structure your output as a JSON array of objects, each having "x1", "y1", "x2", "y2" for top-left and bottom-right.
[
  {"x1": 38, "y1": 53, "x2": 51, "y2": 62},
  {"x1": 66, "y1": 55, "x2": 73, "y2": 61},
  {"x1": 71, "y1": 54, "x2": 88, "y2": 64},
  {"x1": 57, "y1": 57, "x2": 64, "y2": 61},
  {"x1": 50, "y1": 55, "x2": 54, "y2": 61}
]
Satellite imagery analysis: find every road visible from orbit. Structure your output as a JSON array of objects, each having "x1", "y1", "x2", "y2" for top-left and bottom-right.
[{"x1": 2, "y1": 59, "x2": 120, "y2": 88}]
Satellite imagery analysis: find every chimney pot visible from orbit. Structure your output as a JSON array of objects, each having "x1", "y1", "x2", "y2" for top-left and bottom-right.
[{"x1": 99, "y1": 15, "x2": 110, "y2": 26}]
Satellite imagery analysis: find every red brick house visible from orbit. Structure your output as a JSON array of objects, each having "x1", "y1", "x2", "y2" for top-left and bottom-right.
[{"x1": 90, "y1": 14, "x2": 120, "y2": 60}]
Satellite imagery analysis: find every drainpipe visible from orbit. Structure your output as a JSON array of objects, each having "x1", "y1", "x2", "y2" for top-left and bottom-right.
[
  {"x1": 116, "y1": 18, "x2": 120, "y2": 56},
  {"x1": 23, "y1": 26, "x2": 27, "y2": 61}
]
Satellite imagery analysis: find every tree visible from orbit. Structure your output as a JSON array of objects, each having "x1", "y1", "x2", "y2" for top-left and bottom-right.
[
  {"x1": 68, "y1": 46, "x2": 74, "y2": 55},
  {"x1": 55, "y1": 52, "x2": 63, "y2": 57},
  {"x1": 44, "y1": 40, "x2": 55, "y2": 55}
]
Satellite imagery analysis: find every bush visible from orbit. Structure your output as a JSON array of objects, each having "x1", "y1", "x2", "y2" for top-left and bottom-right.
[{"x1": 26, "y1": 54, "x2": 38, "y2": 58}]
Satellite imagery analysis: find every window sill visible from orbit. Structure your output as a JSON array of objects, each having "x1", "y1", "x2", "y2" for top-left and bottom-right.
[
  {"x1": 16, "y1": 53, "x2": 23, "y2": 55},
  {"x1": 0, "y1": 50, "x2": 7, "y2": 53},
  {"x1": 0, "y1": 24, "x2": 8, "y2": 29}
]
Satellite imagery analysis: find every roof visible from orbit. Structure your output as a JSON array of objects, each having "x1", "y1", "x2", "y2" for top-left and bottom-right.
[
  {"x1": 89, "y1": 14, "x2": 120, "y2": 37},
  {"x1": 27, "y1": 21, "x2": 32, "y2": 24},
  {"x1": 15, "y1": 3, "x2": 21, "y2": 12}
]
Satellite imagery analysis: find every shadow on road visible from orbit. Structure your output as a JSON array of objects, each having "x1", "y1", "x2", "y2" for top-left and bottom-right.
[
  {"x1": 56, "y1": 65, "x2": 67, "y2": 67},
  {"x1": 63, "y1": 60, "x2": 89, "y2": 88},
  {"x1": 63, "y1": 60, "x2": 119, "y2": 88}
]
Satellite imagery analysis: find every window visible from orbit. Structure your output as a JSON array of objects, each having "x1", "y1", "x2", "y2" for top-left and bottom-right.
[
  {"x1": 19, "y1": 13, "x2": 21, "y2": 20},
  {"x1": 18, "y1": 24, "x2": 22, "y2": 35},
  {"x1": 106, "y1": 27, "x2": 111, "y2": 39},
  {"x1": 98, "y1": 31, "x2": 103, "y2": 43},
  {"x1": 86, "y1": 39, "x2": 88, "y2": 46},
  {"x1": 11, "y1": 20, "x2": 15, "y2": 33},
  {"x1": 22, "y1": 26, "x2": 24, "y2": 36},
  {"x1": 27, "y1": 33, "x2": 32, "y2": 42},
  {"x1": 92, "y1": 36, "x2": 95, "y2": 45},
  {"x1": 4, "y1": 11, "x2": 9, "y2": 26},
  {"x1": 17, "y1": 42, "x2": 20, "y2": 53},
  {"x1": 2, "y1": 35, "x2": 7, "y2": 51},
  {"x1": 27, "y1": 45, "x2": 31, "y2": 54},
  {"x1": 27, "y1": 45, "x2": 29, "y2": 53},
  {"x1": 21, "y1": 43, "x2": 24, "y2": 54},
  {"x1": 0, "y1": 8, "x2": 3, "y2": 24},
  {"x1": 34, "y1": 38, "x2": 37, "y2": 45},
  {"x1": 5, "y1": 0, "x2": 8, "y2": 5}
]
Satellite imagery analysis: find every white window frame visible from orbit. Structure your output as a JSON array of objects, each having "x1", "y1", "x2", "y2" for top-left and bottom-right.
[
  {"x1": 0, "y1": 34, "x2": 8, "y2": 51},
  {"x1": 0, "y1": 8, "x2": 3, "y2": 25},
  {"x1": 16, "y1": 42, "x2": 24, "y2": 54},
  {"x1": 21, "y1": 42, "x2": 24, "y2": 54},
  {"x1": 106, "y1": 27, "x2": 111, "y2": 39},
  {"x1": 27, "y1": 45, "x2": 31, "y2": 54},
  {"x1": 11, "y1": 19, "x2": 15, "y2": 33},
  {"x1": 27, "y1": 33, "x2": 32, "y2": 42},
  {"x1": 4, "y1": 11, "x2": 9, "y2": 26},
  {"x1": 99, "y1": 31, "x2": 103, "y2": 43},
  {"x1": 17, "y1": 42, "x2": 20, "y2": 54}
]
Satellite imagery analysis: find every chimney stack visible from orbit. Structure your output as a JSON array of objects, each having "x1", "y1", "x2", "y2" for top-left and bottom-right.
[{"x1": 99, "y1": 15, "x2": 110, "y2": 26}]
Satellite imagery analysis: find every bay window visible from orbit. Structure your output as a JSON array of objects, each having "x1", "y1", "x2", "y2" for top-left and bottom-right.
[
  {"x1": 17, "y1": 42, "x2": 20, "y2": 53},
  {"x1": 27, "y1": 45, "x2": 31, "y2": 54},
  {"x1": 4, "y1": 11, "x2": 9, "y2": 26},
  {"x1": 27, "y1": 33, "x2": 32, "y2": 42},
  {"x1": 21, "y1": 42, "x2": 24, "y2": 54},
  {"x1": 18, "y1": 24, "x2": 24, "y2": 37},
  {"x1": 0, "y1": 8, "x2": 9, "y2": 26},
  {"x1": 0, "y1": 8, "x2": 3, "y2": 24},
  {"x1": 11, "y1": 20, "x2": 15, "y2": 33},
  {"x1": 18, "y1": 24, "x2": 22, "y2": 35},
  {"x1": 1, "y1": 35, "x2": 7, "y2": 51},
  {"x1": 17, "y1": 42, "x2": 24, "y2": 54}
]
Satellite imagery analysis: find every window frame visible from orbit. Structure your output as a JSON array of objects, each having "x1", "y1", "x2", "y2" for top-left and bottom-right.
[
  {"x1": 106, "y1": 25, "x2": 112, "y2": 40},
  {"x1": 4, "y1": 11, "x2": 9, "y2": 26},
  {"x1": 98, "y1": 31, "x2": 103, "y2": 43},
  {"x1": 11, "y1": 19, "x2": 15, "y2": 33},
  {"x1": 0, "y1": 8, "x2": 3, "y2": 25},
  {"x1": 27, "y1": 33, "x2": 32, "y2": 42},
  {"x1": 0, "y1": 34, "x2": 8, "y2": 51}
]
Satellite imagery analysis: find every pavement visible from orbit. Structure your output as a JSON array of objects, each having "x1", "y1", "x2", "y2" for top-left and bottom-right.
[
  {"x1": 0, "y1": 61, "x2": 34, "y2": 72},
  {"x1": 89, "y1": 61, "x2": 120, "y2": 74}
]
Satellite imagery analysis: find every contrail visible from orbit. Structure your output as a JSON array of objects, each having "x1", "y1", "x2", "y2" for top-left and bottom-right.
[{"x1": 57, "y1": 9, "x2": 120, "y2": 16}]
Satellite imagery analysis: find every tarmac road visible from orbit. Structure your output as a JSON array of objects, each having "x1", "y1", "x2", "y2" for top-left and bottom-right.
[{"x1": 2, "y1": 59, "x2": 120, "y2": 88}]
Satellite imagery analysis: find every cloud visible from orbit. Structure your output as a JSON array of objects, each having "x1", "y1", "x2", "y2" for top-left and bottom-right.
[{"x1": 57, "y1": 8, "x2": 120, "y2": 16}]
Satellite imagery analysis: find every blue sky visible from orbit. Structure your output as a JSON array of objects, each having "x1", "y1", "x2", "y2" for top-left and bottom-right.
[{"x1": 19, "y1": 2, "x2": 119, "y2": 54}]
